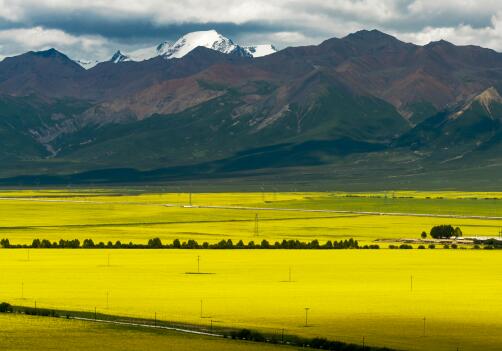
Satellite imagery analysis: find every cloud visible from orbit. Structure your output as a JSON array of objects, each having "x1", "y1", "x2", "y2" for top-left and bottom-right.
[
  {"x1": 396, "y1": 11, "x2": 502, "y2": 50},
  {"x1": 1, "y1": 1, "x2": 502, "y2": 61},
  {"x1": 0, "y1": 26, "x2": 109, "y2": 60}
]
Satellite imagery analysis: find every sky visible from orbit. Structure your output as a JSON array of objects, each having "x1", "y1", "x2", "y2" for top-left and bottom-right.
[{"x1": 1, "y1": 0, "x2": 502, "y2": 61}]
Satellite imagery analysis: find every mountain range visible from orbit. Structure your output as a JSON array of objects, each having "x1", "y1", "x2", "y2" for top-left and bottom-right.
[
  {"x1": 0, "y1": 29, "x2": 501, "y2": 188},
  {"x1": 77, "y1": 30, "x2": 277, "y2": 69}
]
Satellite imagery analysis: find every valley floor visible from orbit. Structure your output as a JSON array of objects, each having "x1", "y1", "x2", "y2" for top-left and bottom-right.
[
  {"x1": 0, "y1": 190, "x2": 500, "y2": 245},
  {"x1": 1, "y1": 249, "x2": 502, "y2": 351},
  {"x1": 0, "y1": 189, "x2": 501, "y2": 351}
]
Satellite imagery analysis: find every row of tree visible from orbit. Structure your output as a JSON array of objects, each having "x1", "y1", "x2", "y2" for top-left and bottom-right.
[{"x1": 0, "y1": 237, "x2": 365, "y2": 250}]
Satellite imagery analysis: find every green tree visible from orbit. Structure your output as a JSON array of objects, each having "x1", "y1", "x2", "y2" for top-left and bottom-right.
[
  {"x1": 430, "y1": 225, "x2": 456, "y2": 239},
  {"x1": 148, "y1": 237, "x2": 163, "y2": 248},
  {"x1": 0, "y1": 238, "x2": 10, "y2": 248},
  {"x1": 0, "y1": 302, "x2": 12, "y2": 313},
  {"x1": 40, "y1": 239, "x2": 52, "y2": 248},
  {"x1": 83, "y1": 239, "x2": 95, "y2": 248}
]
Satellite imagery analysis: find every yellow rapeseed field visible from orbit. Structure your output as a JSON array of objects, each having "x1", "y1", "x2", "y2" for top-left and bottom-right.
[
  {"x1": 1, "y1": 249, "x2": 502, "y2": 351},
  {"x1": 0, "y1": 190, "x2": 500, "y2": 245}
]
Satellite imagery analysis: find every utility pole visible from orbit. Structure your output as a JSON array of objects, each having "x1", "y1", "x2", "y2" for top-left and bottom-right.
[
  {"x1": 304, "y1": 308, "x2": 310, "y2": 327},
  {"x1": 210, "y1": 319, "x2": 213, "y2": 332},
  {"x1": 362, "y1": 336, "x2": 365, "y2": 350},
  {"x1": 254, "y1": 214, "x2": 259, "y2": 236},
  {"x1": 281, "y1": 328, "x2": 285, "y2": 343},
  {"x1": 94, "y1": 307, "x2": 97, "y2": 320},
  {"x1": 423, "y1": 317, "x2": 426, "y2": 337}
]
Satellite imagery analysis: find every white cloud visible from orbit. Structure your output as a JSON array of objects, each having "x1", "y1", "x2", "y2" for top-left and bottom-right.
[
  {"x1": 396, "y1": 11, "x2": 502, "y2": 51},
  {"x1": 0, "y1": 26, "x2": 109, "y2": 60},
  {"x1": 0, "y1": 0, "x2": 24, "y2": 21}
]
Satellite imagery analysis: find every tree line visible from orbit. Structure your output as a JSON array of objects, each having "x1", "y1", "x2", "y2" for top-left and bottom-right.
[{"x1": 0, "y1": 237, "x2": 375, "y2": 250}]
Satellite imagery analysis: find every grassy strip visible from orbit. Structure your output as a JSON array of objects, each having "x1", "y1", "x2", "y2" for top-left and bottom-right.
[{"x1": 0, "y1": 303, "x2": 395, "y2": 351}]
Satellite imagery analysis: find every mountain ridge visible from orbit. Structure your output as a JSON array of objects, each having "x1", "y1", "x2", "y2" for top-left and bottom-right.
[
  {"x1": 0, "y1": 29, "x2": 501, "y2": 186},
  {"x1": 72, "y1": 30, "x2": 278, "y2": 68}
]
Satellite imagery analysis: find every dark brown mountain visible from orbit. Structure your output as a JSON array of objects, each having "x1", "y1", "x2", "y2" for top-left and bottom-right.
[{"x1": 0, "y1": 29, "x2": 501, "y2": 186}]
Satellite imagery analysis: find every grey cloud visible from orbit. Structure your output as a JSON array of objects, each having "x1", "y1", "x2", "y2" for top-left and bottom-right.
[{"x1": 1, "y1": 0, "x2": 502, "y2": 61}]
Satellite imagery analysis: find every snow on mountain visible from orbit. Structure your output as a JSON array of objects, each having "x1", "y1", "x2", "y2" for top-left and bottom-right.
[
  {"x1": 75, "y1": 59, "x2": 100, "y2": 69},
  {"x1": 110, "y1": 50, "x2": 131, "y2": 63},
  {"x1": 243, "y1": 44, "x2": 277, "y2": 58},
  {"x1": 74, "y1": 30, "x2": 277, "y2": 68},
  {"x1": 162, "y1": 30, "x2": 239, "y2": 59},
  {"x1": 125, "y1": 30, "x2": 245, "y2": 61},
  {"x1": 126, "y1": 42, "x2": 170, "y2": 62}
]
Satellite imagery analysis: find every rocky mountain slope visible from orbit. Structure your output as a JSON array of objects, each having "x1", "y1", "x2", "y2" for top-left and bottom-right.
[{"x1": 0, "y1": 29, "x2": 501, "y2": 186}]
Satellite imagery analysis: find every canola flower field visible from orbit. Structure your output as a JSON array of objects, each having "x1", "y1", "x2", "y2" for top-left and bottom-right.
[
  {"x1": 1, "y1": 249, "x2": 502, "y2": 351},
  {"x1": 0, "y1": 189, "x2": 500, "y2": 245},
  {"x1": 0, "y1": 189, "x2": 501, "y2": 351}
]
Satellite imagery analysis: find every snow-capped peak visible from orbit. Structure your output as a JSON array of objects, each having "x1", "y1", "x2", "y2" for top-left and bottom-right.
[
  {"x1": 76, "y1": 30, "x2": 277, "y2": 68},
  {"x1": 243, "y1": 44, "x2": 277, "y2": 58},
  {"x1": 110, "y1": 50, "x2": 130, "y2": 63},
  {"x1": 162, "y1": 30, "x2": 239, "y2": 59}
]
